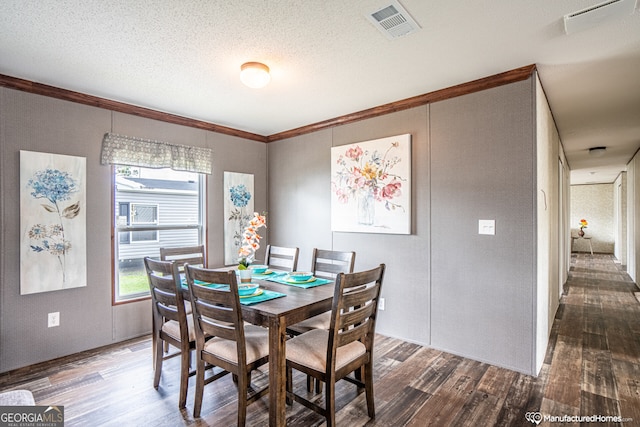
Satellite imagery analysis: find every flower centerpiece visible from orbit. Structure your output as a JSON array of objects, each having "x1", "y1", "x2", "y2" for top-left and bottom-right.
[
  {"x1": 578, "y1": 218, "x2": 588, "y2": 237},
  {"x1": 237, "y1": 212, "x2": 267, "y2": 281}
]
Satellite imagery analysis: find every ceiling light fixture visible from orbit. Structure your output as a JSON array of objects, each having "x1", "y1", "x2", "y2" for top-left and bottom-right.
[
  {"x1": 588, "y1": 146, "x2": 607, "y2": 157},
  {"x1": 240, "y1": 62, "x2": 271, "y2": 89}
]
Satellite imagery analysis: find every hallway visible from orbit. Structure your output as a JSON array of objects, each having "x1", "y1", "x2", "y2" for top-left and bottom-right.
[{"x1": 537, "y1": 253, "x2": 640, "y2": 425}]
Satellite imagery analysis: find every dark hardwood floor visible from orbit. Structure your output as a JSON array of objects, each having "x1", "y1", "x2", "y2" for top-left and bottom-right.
[{"x1": 1, "y1": 254, "x2": 638, "y2": 426}]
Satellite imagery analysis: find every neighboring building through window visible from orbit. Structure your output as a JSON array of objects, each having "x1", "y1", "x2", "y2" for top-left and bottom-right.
[{"x1": 113, "y1": 166, "x2": 204, "y2": 302}]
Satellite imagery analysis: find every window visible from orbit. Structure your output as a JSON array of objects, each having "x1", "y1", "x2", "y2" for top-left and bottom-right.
[{"x1": 113, "y1": 166, "x2": 204, "y2": 302}]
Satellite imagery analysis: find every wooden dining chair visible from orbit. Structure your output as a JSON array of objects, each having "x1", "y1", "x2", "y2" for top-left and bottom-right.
[
  {"x1": 287, "y1": 248, "x2": 357, "y2": 391},
  {"x1": 264, "y1": 245, "x2": 299, "y2": 272},
  {"x1": 184, "y1": 265, "x2": 270, "y2": 424},
  {"x1": 285, "y1": 264, "x2": 386, "y2": 427},
  {"x1": 287, "y1": 248, "x2": 356, "y2": 335},
  {"x1": 160, "y1": 245, "x2": 206, "y2": 272},
  {"x1": 144, "y1": 257, "x2": 196, "y2": 409}
]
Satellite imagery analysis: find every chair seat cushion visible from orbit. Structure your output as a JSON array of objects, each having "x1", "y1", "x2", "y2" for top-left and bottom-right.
[
  {"x1": 0, "y1": 390, "x2": 35, "y2": 405},
  {"x1": 203, "y1": 325, "x2": 269, "y2": 364},
  {"x1": 286, "y1": 329, "x2": 366, "y2": 372},
  {"x1": 289, "y1": 312, "x2": 331, "y2": 333},
  {"x1": 161, "y1": 314, "x2": 195, "y2": 342}
]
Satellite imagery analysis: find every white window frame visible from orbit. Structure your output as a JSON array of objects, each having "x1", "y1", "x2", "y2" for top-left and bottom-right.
[{"x1": 113, "y1": 167, "x2": 205, "y2": 303}]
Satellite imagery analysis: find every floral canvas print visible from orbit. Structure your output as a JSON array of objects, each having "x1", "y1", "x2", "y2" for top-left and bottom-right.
[
  {"x1": 20, "y1": 150, "x2": 87, "y2": 294},
  {"x1": 331, "y1": 134, "x2": 411, "y2": 234},
  {"x1": 223, "y1": 172, "x2": 255, "y2": 265}
]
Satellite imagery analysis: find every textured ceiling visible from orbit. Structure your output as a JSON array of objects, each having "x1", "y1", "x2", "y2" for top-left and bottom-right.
[{"x1": 1, "y1": 0, "x2": 639, "y2": 184}]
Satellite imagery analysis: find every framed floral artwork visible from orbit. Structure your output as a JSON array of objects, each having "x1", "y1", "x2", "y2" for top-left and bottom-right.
[
  {"x1": 331, "y1": 134, "x2": 411, "y2": 234},
  {"x1": 223, "y1": 172, "x2": 255, "y2": 265},
  {"x1": 20, "y1": 150, "x2": 87, "y2": 294}
]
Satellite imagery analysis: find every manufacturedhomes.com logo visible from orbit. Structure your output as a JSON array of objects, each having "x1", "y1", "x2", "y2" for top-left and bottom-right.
[{"x1": 0, "y1": 405, "x2": 64, "y2": 427}]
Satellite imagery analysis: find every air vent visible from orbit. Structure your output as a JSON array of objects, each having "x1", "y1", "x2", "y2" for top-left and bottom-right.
[
  {"x1": 564, "y1": 0, "x2": 637, "y2": 34},
  {"x1": 366, "y1": 1, "x2": 421, "y2": 39}
]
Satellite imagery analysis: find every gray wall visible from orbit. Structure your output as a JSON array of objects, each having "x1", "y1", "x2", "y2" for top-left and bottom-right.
[
  {"x1": 0, "y1": 88, "x2": 267, "y2": 372},
  {"x1": 430, "y1": 80, "x2": 536, "y2": 373},
  {"x1": 268, "y1": 78, "x2": 542, "y2": 374}
]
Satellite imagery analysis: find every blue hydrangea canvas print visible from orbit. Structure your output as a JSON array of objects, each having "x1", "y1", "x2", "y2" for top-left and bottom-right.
[{"x1": 20, "y1": 151, "x2": 87, "y2": 294}]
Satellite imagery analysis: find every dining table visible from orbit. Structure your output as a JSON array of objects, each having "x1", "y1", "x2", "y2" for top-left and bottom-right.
[{"x1": 213, "y1": 269, "x2": 336, "y2": 426}]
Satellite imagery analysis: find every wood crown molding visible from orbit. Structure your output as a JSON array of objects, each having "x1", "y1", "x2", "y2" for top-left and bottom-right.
[{"x1": 1, "y1": 64, "x2": 536, "y2": 144}]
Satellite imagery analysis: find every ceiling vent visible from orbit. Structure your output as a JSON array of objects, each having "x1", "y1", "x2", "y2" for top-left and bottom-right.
[
  {"x1": 366, "y1": 1, "x2": 421, "y2": 39},
  {"x1": 564, "y1": 0, "x2": 637, "y2": 34}
]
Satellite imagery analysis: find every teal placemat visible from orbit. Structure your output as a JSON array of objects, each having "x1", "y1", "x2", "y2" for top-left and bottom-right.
[
  {"x1": 239, "y1": 289, "x2": 286, "y2": 305},
  {"x1": 250, "y1": 270, "x2": 281, "y2": 280},
  {"x1": 264, "y1": 274, "x2": 333, "y2": 288}
]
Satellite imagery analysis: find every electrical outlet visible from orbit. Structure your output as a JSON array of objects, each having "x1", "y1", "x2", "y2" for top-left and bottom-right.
[
  {"x1": 48, "y1": 312, "x2": 60, "y2": 328},
  {"x1": 379, "y1": 298, "x2": 385, "y2": 311}
]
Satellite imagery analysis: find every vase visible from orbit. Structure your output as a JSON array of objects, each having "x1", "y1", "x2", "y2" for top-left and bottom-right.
[
  {"x1": 357, "y1": 189, "x2": 375, "y2": 225},
  {"x1": 578, "y1": 229, "x2": 585, "y2": 237},
  {"x1": 238, "y1": 269, "x2": 252, "y2": 283}
]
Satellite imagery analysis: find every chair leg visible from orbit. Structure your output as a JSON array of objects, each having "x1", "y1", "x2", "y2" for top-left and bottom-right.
[
  {"x1": 178, "y1": 346, "x2": 190, "y2": 408},
  {"x1": 286, "y1": 367, "x2": 293, "y2": 405},
  {"x1": 364, "y1": 361, "x2": 375, "y2": 419},
  {"x1": 325, "y1": 376, "x2": 336, "y2": 427},
  {"x1": 153, "y1": 335, "x2": 163, "y2": 389},
  {"x1": 306, "y1": 375, "x2": 313, "y2": 392},
  {"x1": 237, "y1": 369, "x2": 248, "y2": 427},
  {"x1": 193, "y1": 358, "x2": 206, "y2": 418},
  {"x1": 315, "y1": 378, "x2": 323, "y2": 394}
]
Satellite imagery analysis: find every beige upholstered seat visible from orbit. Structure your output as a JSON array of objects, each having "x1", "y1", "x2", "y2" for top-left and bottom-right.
[
  {"x1": 185, "y1": 265, "x2": 269, "y2": 425},
  {"x1": 144, "y1": 257, "x2": 196, "y2": 409},
  {"x1": 0, "y1": 390, "x2": 35, "y2": 405},
  {"x1": 264, "y1": 245, "x2": 299, "y2": 272},
  {"x1": 286, "y1": 264, "x2": 385, "y2": 427}
]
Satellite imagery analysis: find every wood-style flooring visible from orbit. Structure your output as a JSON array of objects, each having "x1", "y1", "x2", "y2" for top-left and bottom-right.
[{"x1": 1, "y1": 253, "x2": 639, "y2": 426}]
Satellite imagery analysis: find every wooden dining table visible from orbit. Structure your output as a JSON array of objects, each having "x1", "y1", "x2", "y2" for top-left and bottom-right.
[{"x1": 231, "y1": 274, "x2": 335, "y2": 426}]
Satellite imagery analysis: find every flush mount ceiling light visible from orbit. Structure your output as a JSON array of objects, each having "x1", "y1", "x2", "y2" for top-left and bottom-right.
[
  {"x1": 240, "y1": 62, "x2": 271, "y2": 89},
  {"x1": 589, "y1": 146, "x2": 607, "y2": 156}
]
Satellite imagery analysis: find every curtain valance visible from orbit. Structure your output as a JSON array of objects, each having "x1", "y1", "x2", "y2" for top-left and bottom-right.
[{"x1": 100, "y1": 133, "x2": 212, "y2": 174}]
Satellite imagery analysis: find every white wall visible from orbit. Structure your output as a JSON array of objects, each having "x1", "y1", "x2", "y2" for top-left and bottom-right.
[
  {"x1": 535, "y1": 74, "x2": 563, "y2": 374},
  {"x1": 627, "y1": 153, "x2": 638, "y2": 281},
  {"x1": 570, "y1": 184, "x2": 615, "y2": 254}
]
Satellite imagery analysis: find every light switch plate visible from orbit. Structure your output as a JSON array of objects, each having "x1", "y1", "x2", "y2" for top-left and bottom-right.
[{"x1": 478, "y1": 220, "x2": 495, "y2": 235}]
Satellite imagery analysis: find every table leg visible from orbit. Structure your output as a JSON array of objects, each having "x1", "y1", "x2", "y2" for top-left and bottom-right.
[{"x1": 269, "y1": 317, "x2": 287, "y2": 426}]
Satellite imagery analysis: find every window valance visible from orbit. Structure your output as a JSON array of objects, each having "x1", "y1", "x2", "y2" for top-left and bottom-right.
[{"x1": 100, "y1": 133, "x2": 212, "y2": 174}]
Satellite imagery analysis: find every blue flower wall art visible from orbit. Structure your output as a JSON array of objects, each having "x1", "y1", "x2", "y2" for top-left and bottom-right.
[
  {"x1": 223, "y1": 172, "x2": 254, "y2": 265},
  {"x1": 20, "y1": 151, "x2": 87, "y2": 294}
]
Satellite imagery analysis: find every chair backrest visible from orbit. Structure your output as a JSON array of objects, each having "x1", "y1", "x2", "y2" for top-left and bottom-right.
[
  {"x1": 311, "y1": 249, "x2": 356, "y2": 280},
  {"x1": 144, "y1": 257, "x2": 189, "y2": 336},
  {"x1": 160, "y1": 245, "x2": 206, "y2": 273},
  {"x1": 328, "y1": 264, "x2": 385, "y2": 368},
  {"x1": 265, "y1": 245, "x2": 299, "y2": 272},
  {"x1": 184, "y1": 265, "x2": 246, "y2": 356}
]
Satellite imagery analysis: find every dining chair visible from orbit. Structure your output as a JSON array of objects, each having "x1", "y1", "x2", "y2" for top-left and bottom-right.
[
  {"x1": 144, "y1": 257, "x2": 196, "y2": 409},
  {"x1": 184, "y1": 265, "x2": 270, "y2": 424},
  {"x1": 264, "y1": 244, "x2": 299, "y2": 272},
  {"x1": 160, "y1": 245, "x2": 206, "y2": 272},
  {"x1": 310, "y1": 248, "x2": 356, "y2": 280},
  {"x1": 287, "y1": 248, "x2": 356, "y2": 391},
  {"x1": 285, "y1": 264, "x2": 386, "y2": 427},
  {"x1": 287, "y1": 248, "x2": 356, "y2": 335}
]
